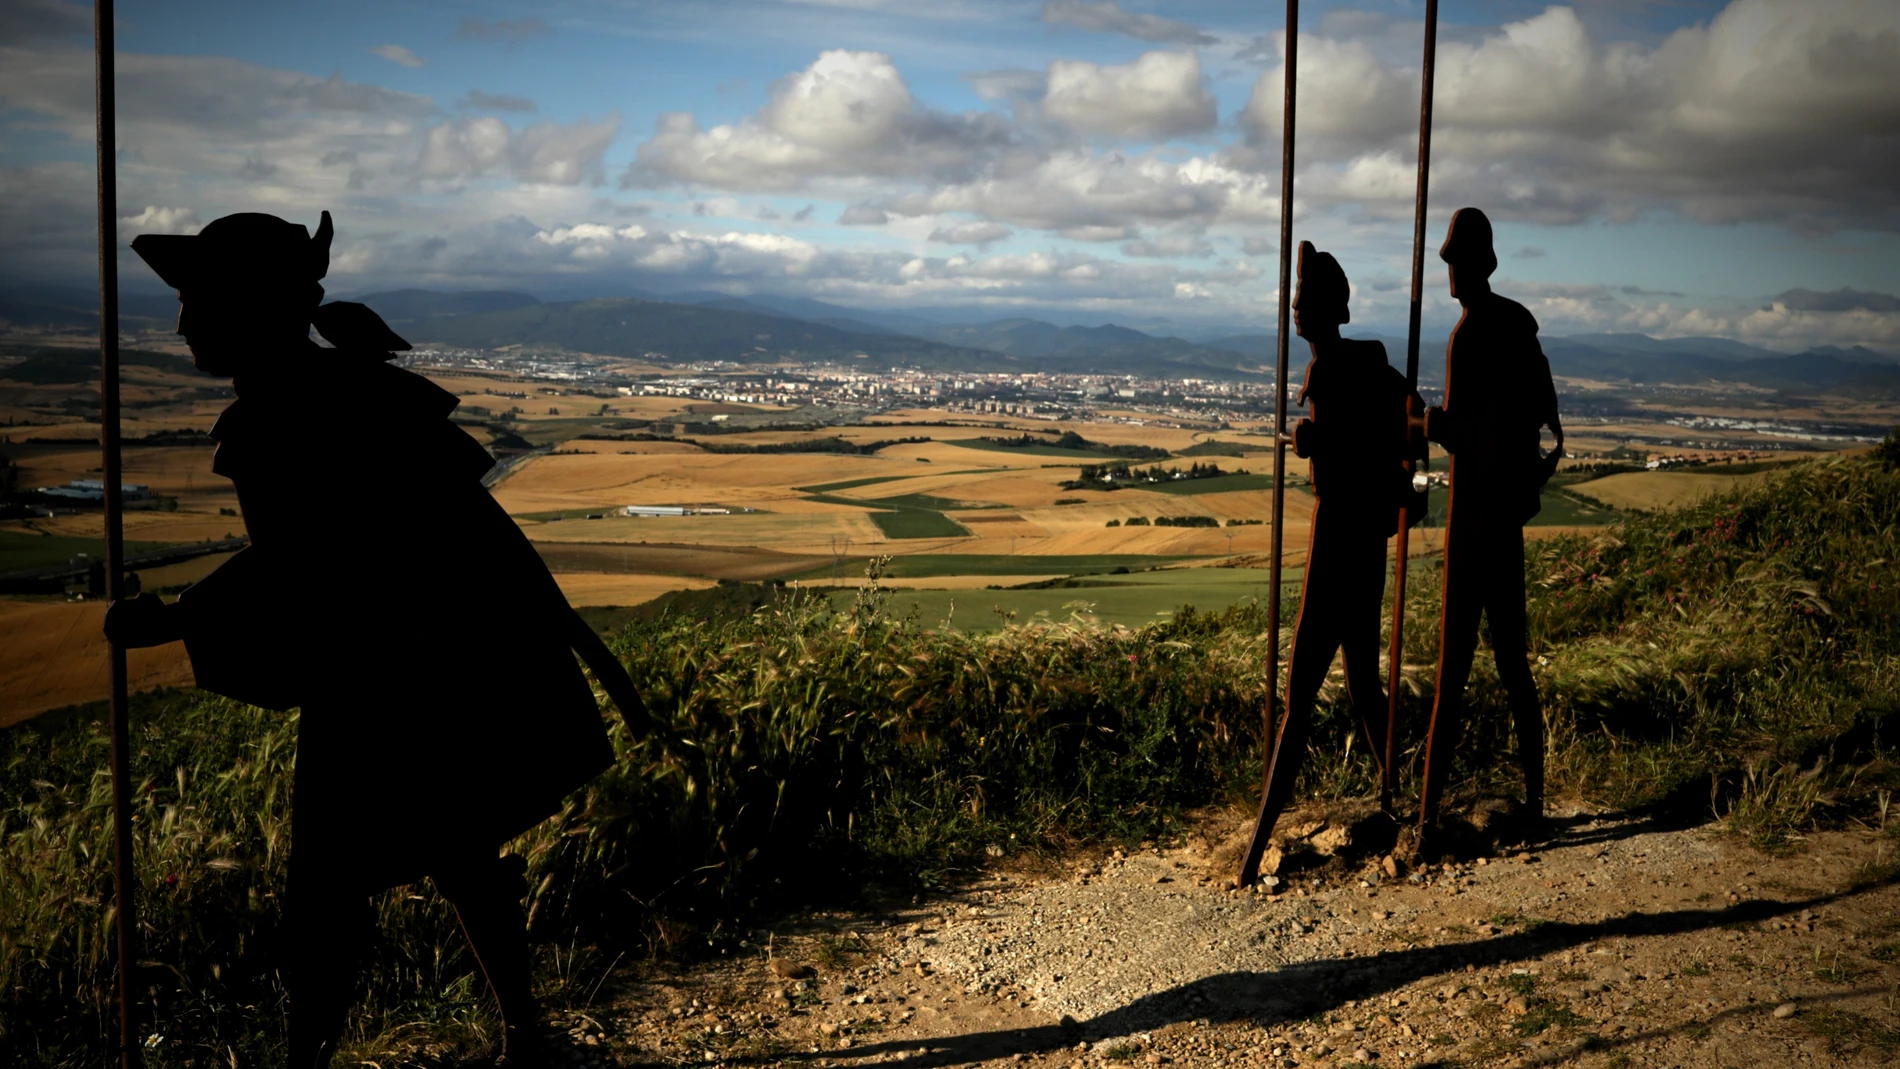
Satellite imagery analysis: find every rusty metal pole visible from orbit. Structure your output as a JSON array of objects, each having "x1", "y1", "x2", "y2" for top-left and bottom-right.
[
  {"x1": 1384, "y1": 0, "x2": 1440, "y2": 817},
  {"x1": 96, "y1": 1, "x2": 142, "y2": 1066},
  {"x1": 1238, "y1": 0, "x2": 1298, "y2": 888}
]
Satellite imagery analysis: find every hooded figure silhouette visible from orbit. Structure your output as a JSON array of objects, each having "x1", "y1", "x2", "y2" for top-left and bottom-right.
[{"x1": 108, "y1": 211, "x2": 637, "y2": 1068}]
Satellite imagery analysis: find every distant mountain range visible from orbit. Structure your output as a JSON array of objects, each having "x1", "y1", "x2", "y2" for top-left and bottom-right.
[
  {"x1": 353, "y1": 289, "x2": 1268, "y2": 377},
  {"x1": 5, "y1": 283, "x2": 1896, "y2": 394}
]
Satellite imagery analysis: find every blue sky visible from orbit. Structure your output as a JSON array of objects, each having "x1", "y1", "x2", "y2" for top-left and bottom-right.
[{"x1": 1, "y1": 0, "x2": 1896, "y2": 348}]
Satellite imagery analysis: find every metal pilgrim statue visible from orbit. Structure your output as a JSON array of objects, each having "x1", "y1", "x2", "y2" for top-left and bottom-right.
[
  {"x1": 1412, "y1": 207, "x2": 1565, "y2": 858},
  {"x1": 1247, "y1": 243, "x2": 1422, "y2": 856},
  {"x1": 103, "y1": 211, "x2": 650, "y2": 1069}
]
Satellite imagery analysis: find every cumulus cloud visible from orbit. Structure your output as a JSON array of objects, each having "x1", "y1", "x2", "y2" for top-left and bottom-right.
[
  {"x1": 118, "y1": 205, "x2": 203, "y2": 239},
  {"x1": 627, "y1": 50, "x2": 1012, "y2": 191},
  {"x1": 894, "y1": 152, "x2": 1277, "y2": 233},
  {"x1": 1043, "y1": 51, "x2": 1217, "y2": 139},
  {"x1": 370, "y1": 44, "x2": 426, "y2": 69},
  {"x1": 454, "y1": 17, "x2": 551, "y2": 43},
  {"x1": 420, "y1": 116, "x2": 621, "y2": 186},
  {"x1": 1239, "y1": 1, "x2": 1900, "y2": 231},
  {"x1": 928, "y1": 221, "x2": 1012, "y2": 247},
  {"x1": 838, "y1": 204, "x2": 890, "y2": 225},
  {"x1": 460, "y1": 90, "x2": 538, "y2": 113},
  {"x1": 1040, "y1": 0, "x2": 1215, "y2": 47}
]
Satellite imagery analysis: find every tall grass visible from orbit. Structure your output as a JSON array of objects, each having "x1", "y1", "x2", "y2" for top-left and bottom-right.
[{"x1": 4, "y1": 450, "x2": 1898, "y2": 1066}]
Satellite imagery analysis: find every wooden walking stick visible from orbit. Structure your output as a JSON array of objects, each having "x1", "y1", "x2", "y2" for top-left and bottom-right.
[
  {"x1": 1237, "y1": 0, "x2": 1299, "y2": 889},
  {"x1": 1382, "y1": 0, "x2": 1440, "y2": 816},
  {"x1": 95, "y1": 2, "x2": 143, "y2": 1066}
]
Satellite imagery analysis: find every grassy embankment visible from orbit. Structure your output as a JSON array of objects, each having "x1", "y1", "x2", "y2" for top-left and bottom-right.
[{"x1": 4, "y1": 442, "x2": 1899, "y2": 1066}]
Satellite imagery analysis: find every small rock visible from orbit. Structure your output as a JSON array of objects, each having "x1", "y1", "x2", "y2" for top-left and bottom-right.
[
  {"x1": 819, "y1": 1023, "x2": 839, "y2": 1037},
  {"x1": 1382, "y1": 855, "x2": 1401, "y2": 880},
  {"x1": 1506, "y1": 997, "x2": 1530, "y2": 1015},
  {"x1": 1774, "y1": 1003, "x2": 1798, "y2": 1019},
  {"x1": 1352, "y1": 1048, "x2": 1372, "y2": 1062},
  {"x1": 1371, "y1": 910, "x2": 1390, "y2": 921},
  {"x1": 769, "y1": 959, "x2": 813, "y2": 980}
]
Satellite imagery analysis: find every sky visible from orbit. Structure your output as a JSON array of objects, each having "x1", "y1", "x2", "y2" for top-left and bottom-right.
[{"x1": 0, "y1": 0, "x2": 1896, "y2": 349}]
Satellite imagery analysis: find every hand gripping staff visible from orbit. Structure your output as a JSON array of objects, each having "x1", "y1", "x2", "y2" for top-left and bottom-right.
[
  {"x1": 1237, "y1": 0, "x2": 1300, "y2": 889},
  {"x1": 1383, "y1": 0, "x2": 1441, "y2": 814}
]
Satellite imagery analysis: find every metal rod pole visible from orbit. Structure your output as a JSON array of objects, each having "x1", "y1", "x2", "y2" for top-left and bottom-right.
[
  {"x1": 96, "y1": 1, "x2": 142, "y2": 1066},
  {"x1": 1238, "y1": 0, "x2": 1297, "y2": 888},
  {"x1": 1384, "y1": 0, "x2": 1439, "y2": 817}
]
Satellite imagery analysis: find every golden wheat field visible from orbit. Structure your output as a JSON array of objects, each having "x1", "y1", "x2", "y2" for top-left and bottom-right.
[
  {"x1": 1567, "y1": 469, "x2": 1779, "y2": 511},
  {"x1": 552, "y1": 572, "x2": 717, "y2": 607},
  {"x1": 0, "y1": 599, "x2": 196, "y2": 728}
]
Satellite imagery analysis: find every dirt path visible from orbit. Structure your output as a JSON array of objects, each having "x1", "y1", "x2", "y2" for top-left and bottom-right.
[{"x1": 562, "y1": 805, "x2": 1900, "y2": 1069}]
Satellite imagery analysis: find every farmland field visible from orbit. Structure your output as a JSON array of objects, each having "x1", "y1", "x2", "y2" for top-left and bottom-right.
[
  {"x1": 1567, "y1": 468, "x2": 1781, "y2": 512},
  {"x1": 5, "y1": 345, "x2": 1878, "y2": 725},
  {"x1": 822, "y1": 565, "x2": 1290, "y2": 631}
]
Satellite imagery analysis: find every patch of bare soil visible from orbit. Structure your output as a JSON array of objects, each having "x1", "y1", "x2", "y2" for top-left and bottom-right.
[{"x1": 562, "y1": 804, "x2": 1900, "y2": 1069}]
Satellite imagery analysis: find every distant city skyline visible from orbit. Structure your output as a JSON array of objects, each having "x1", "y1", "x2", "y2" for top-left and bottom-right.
[{"x1": 0, "y1": 0, "x2": 1895, "y2": 350}]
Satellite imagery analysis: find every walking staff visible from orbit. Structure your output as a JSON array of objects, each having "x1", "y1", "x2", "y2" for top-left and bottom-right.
[
  {"x1": 1237, "y1": 0, "x2": 1299, "y2": 889},
  {"x1": 94, "y1": 2, "x2": 143, "y2": 1066},
  {"x1": 1382, "y1": 0, "x2": 1441, "y2": 814}
]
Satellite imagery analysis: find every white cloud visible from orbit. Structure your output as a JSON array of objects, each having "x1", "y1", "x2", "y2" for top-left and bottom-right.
[
  {"x1": 928, "y1": 220, "x2": 1012, "y2": 247},
  {"x1": 1043, "y1": 51, "x2": 1217, "y2": 139},
  {"x1": 1040, "y1": 1, "x2": 1215, "y2": 47},
  {"x1": 370, "y1": 44, "x2": 426, "y2": 69},
  {"x1": 420, "y1": 116, "x2": 621, "y2": 186},
  {"x1": 119, "y1": 205, "x2": 202, "y2": 239},
  {"x1": 626, "y1": 50, "x2": 1011, "y2": 191}
]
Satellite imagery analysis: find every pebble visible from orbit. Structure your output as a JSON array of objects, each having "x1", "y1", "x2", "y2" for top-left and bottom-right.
[
  {"x1": 1352, "y1": 1048, "x2": 1372, "y2": 1062},
  {"x1": 1774, "y1": 1003, "x2": 1798, "y2": 1019}
]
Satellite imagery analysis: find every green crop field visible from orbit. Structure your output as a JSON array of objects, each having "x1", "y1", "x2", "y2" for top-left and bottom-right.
[
  {"x1": 795, "y1": 475, "x2": 918, "y2": 493},
  {"x1": 0, "y1": 530, "x2": 169, "y2": 574},
  {"x1": 1143, "y1": 472, "x2": 1277, "y2": 495},
  {"x1": 1528, "y1": 488, "x2": 1619, "y2": 527},
  {"x1": 866, "y1": 509, "x2": 970, "y2": 539},
  {"x1": 786, "y1": 553, "x2": 1205, "y2": 580},
  {"x1": 828, "y1": 566, "x2": 1291, "y2": 630},
  {"x1": 945, "y1": 437, "x2": 1118, "y2": 460}
]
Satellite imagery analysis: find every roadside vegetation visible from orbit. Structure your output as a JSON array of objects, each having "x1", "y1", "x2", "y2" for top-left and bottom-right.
[{"x1": 4, "y1": 443, "x2": 1898, "y2": 1066}]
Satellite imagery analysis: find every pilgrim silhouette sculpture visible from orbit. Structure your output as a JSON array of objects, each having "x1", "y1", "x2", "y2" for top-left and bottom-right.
[
  {"x1": 104, "y1": 211, "x2": 647, "y2": 1069},
  {"x1": 1249, "y1": 242, "x2": 1421, "y2": 852},
  {"x1": 1413, "y1": 207, "x2": 1564, "y2": 856}
]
